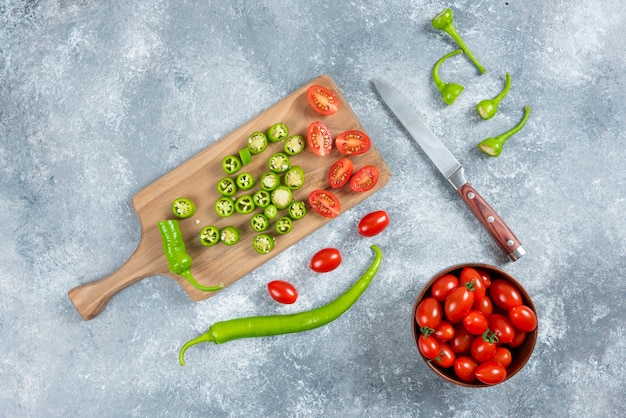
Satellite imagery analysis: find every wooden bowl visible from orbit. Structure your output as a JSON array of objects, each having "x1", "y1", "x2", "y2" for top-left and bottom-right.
[{"x1": 412, "y1": 264, "x2": 537, "y2": 387}]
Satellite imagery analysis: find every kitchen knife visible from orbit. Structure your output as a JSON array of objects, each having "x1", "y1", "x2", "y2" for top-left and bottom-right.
[{"x1": 373, "y1": 78, "x2": 525, "y2": 261}]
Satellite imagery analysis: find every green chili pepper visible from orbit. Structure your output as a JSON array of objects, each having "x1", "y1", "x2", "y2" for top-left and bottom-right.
[
  {"x1": 267, "y1": 122, "x2": 289, "y2": 143},
  {"x1": 235, "y1": 195, "x2": 256, "y2": 214},
  {"x1": 216, "y1": 177, "x2": 237, "y2": 197},
  {"x1": 283, "y1": 166, "x2": 305, "y2": 190},
  {"x1": 236, "y1": 172, "x2": 255, "y2": 191},
  {"x1": 253, "y1": 190, "x2": 271, "y2": 208},
  {"x1": 268, "y1": 152, "x2": 291, "y2": 173},
  {"x1": 264, "y1": 204, "x2": 278, "y2": 220},
  {"x1": 215, "y1": 196, "x2": 235, "y2": 217},
  {"x1": 220, "y1": 226, "x2": 240, "y2": 246},
  {"x1": 271, "y1": 185, "x2": 293, "y2": 210},
  {"x1": 476, "y1": 72, "x2": 511, "y2": 120},
  {"x1": 275, "y1": 216, "x2": 292, "y2": 235},
  {"x1": 252, "y1": 233, "x2": 275, "y2": 255},
  {"x1": 247, "y1": 131, "x2": 268, "y2": 155},
  {"x1": 199, "y1": 225, "x2": 220, "y2": 247},
  {"x1": 179, "y1": 245, "x2": 383, "y2": 366},
  {"x1": 157, "y1": 220, "x2": 223, "y2": 292},
  {"x1": 222, "y1": 155, "x2": 242, "y2": 174},
  {"x1": 260, "y1": 171, "x2": 280, "y2": 192},
  {"x1": 432, "y1": 8, "x2": 486, "y2": 74},
  {"x1": 288, "y1": 201, "x2": 307, "y2": 220},
  {"x1": 284, "y1": 134, "x2": 305, "y2": 156},
  {"x1": 250, "y1": 213, "x2": 269, "y2": 232},
  {"x1": 432, "y1": 49, "x2": 465, "y2": 106},
  {"x1": 477, "y1": 105, "x2": 531, "y2": 157},
  {"x1": 171, "y1": 197, "x2": 196, "y2": 219},
  {"x1": 238, "y1": 148, "x2": 252, "y2": 165}
]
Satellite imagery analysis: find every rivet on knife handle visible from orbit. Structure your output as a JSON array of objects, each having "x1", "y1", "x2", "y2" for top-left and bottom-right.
[{"x1": 457, "y1": 182, "x2": 526, "y2": 261}]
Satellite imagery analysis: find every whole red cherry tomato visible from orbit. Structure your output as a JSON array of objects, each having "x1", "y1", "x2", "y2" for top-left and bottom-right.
[
  {"x1": 267, "y1": 280, "x2": 298, "y2": 304},
  {"x1": 472, "y1": 295, "x2": 494, "y2": 318},
  {"x1": 470, "y1": 332, "x2": 497, "y2": 363},
  {"x1": 445, "y1": 286, "x2": 475, "y2": 323},
  {"x1": 418, "y1": 335, "x2": 440, "y2": 360},
  {"x1": 358, "y1": 210, "x2": 390, "y2": 237},
  {"x1": 450, "y1": 323, "x2": 474, "y2": 354},
  {"x1": 433, "y1": 320, "x2": 455, "y2": 342},
  {"x1": 430, "y1": 273, "x2": 459, "y2": 302},
  {"x1": 493, "y1": 347, "x2": 512, "y2": 368},
  {"x1": 509, "y1": 305, "x2": 537, "y2": 332},
  {"x1": 475, "y1": 361, "x2": 507, "y2": 385},
  {"x1": 489, "y1": 313, "x2": 516, "y2": 344},
  {"x1": 454, "y1": 356, "x2": 478, "y2": 383},
  {"x1": 310, "y1": 248, "x2": 342, "y2": 272},
  {"x1": 509, "y1": 330, "x2": 528, "y2": 348},
  {"x1": 460, "y1": 267, "x2": 486, "y2": 301},
  {"x1": 476, "y1": 268, "x2": 492, "y2": 288},
  {"x1": 489, "y1": 279, "x2": 523, "y2": 311},
  {"x1": 415, "y1": 297, "x2": 442, "y2": 330},
  {"x1": 433, "y1": 342, "x2": 456, "y2": 368},
  {"x1": 463, "y1": 310, "x2": 489, "y2": 335}
]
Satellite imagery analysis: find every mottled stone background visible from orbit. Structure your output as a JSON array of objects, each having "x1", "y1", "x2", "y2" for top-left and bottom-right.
[{"x1": 1, "y1": 0, "x2": 624, "y2": 417}]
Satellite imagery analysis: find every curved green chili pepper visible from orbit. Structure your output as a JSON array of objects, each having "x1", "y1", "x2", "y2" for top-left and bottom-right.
[
  {"x1": 157, "y1": 220, "x2": 223, "y2": 292},
  {"x1": 477, "y1": 105, "x2": 531, "y2": 157},
  {"x1": 179, "y1": 245, "x2": 383, "y2": 366},
  {"x1": 476, "y1": 72, "x2": 511, "y2": 120},
  {"x1": 433, "y1": 49, "x2": 465, "y2": 106},
  {"x1": 432, "y1": 8, "x2": 486, "y2": 74}
]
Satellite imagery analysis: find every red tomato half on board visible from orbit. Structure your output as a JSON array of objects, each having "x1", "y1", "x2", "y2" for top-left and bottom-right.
[{"x1": 307, "y1": 85, "x2": 339, "y2": 115}]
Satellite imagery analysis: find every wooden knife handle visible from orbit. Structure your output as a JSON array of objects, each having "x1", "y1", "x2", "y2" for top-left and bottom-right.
[{"x1": 457, "y1": 182, "x2": 525, "y2": 261}]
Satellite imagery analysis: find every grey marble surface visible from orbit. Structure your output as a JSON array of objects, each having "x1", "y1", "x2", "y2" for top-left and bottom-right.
[{"x1": 1, "y1": 0, "x2": 625, "y2": 417}]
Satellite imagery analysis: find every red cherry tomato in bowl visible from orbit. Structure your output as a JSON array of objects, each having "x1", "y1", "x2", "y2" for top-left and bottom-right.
[
  {"x1": 267, "y1": 280, "x2": 298, "y2": 304},
  {"x1": 335, "y1": 130, "x2": 371, "y2": 156},
  {"x1": 415, "y1": 297, "x2": 442, "y2": 330},
  {"x1": 489, "y1": 279, "x2": 523, "y2": 311},
  {"x1": 328, "y1": 158, "x2": 353, "y2": 189},
  {"x1": 350, "y1": 165, "x2": 379, "y2": 192},
  {"x1": 307, "y1": 121, "x2": 333, "y2": 156},
  {"x1": 358, "y1": 210, "x2": 389, "y2": 237},
  {"x1": 474, "y1": 361, "x2": 507, "y2": 385},
  {"x1": 308, "y1": 190, "x2": 341, "y2": 218},
  {"x1": 307, "y1": 85, "x2": 339, "y2": 115},
  {"x1": 418, "y1": 334, "x2": 440, "y2": 360},
  {"x1": 310, "y1": 247, "x2": 342, "y2": 273},
  {"x1": 509, "y1": 305, "x2": 537, "y2": 332}
]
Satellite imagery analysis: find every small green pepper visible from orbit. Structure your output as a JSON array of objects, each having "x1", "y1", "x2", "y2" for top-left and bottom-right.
[
  {"x1": 476, "y1": 72, "x2": 512, "y2": 120},
  {"x1": 264, "y1": 204, "x2": 278, "y2": 220},
  {"x1": 253, "y1": 190, "x2": 271, "y2": 208},
  {"x1": 171, "y1": 197, "x2": 196, "y2": 219},
  {"x1": 432, "y1": 8, "x2": 486, "y2": 74},
  {"x1": 179, "y1": 245, "x2": 383, "y2": 365},
  {"x1": 260, "y1": 171, "x2": 280, "y2": 192},
  {"x1": 250, "y1": 213, "x2": 269, "y2": 232},
  {"x1": 477, "y1": 106, "x2": 531, "y2": 157},
  {"x1": 220, "y1": 226, "x2": 240, "y2": 246},
  {"x1": 275, "y1": 216, "x2": 293, "y2": 235},
  {"x1": 222, "y1": 155, "x2": 242, "y2": 174},
  {"x1": 433, "y1": 49, "x2": 465, "y2": 105},
  {"x1": 235, "y1": 195, "x2": 256, "y2": 214},
  {"x1": 283, "y1": 166, "x2": 305, "y2": 190},
  {"x1": 284, "y1": 134, "x2": 305, "y2": 156},
  {"x1": 236, "y1": 172, "x2": 255, "y2": 191},
  {"x1": 288, "y1": 201, "x2": 307, "y2": 220},
  {"x1": 238, "y1": 148, "x2": 252, "y2": 165},
  {"x1": 216, "y1": 177, "x2": 237, "y2": 197},
  {"x1": 247, "y1": 131, "x2": 268, "y2": 155},
  {"x1": 215, "y1": 196, "x2": 235, "y2": 217},
  {"x1": 271, "y1": 185, "x2": 293, "y2": 210},
  {"x1": 252, "y1": 233, "x2": 275, "y2": 254},
  {"x1": 268, "y1": 152, "x2": 290, "y2": 173},
  {"x1": 267, "y1": 122, "x2": 289, "y2": 143},
  {"x1": 199, "y1": 225, "x2": 220, "y2": 247},
  {"x1": 157, "y1": 220, "x2": 223, "y2": 292}
]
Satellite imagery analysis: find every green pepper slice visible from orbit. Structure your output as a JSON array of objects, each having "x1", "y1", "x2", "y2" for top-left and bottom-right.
[
  {"x1": 253, "y1": 190, "x2": 271, "y2": 208},
  {"x1": 220, "y1": 226, "x2": 240, "y2": 246},
  {"x1": 250, "y1": 213, "x2": 269, "y2": 232},
  {"x1": 267, "y1": 122, "x2": 289, "y2": 143},
  {"x1": 264, "y1": 204, "x2": 278, "y2": 220},
  {"x1": 236, "y1": 172, "x2": 255, "y2": 191},
  {"x1": 247, "y1": 131, "x2": 268, "y2": 155},
  {"x1": 235, "y1": 195, "x2": 256, "y2": 214},
  {"x1": 222, "y1": 155, "x2": 242, "y2": 174},
  {"x1": 171, "y1": 197, "x2": 196, "y2": 219},
  {"x1": 275, "y1": 216, "x2": 293, "y2": 235},
  {"x1": 215, "y1": 196, "x2": 235, "y2": 217},
  {"x1": 271, "y1": 185, "x2": 293, "y2": 210},
  {"x1": 239, "y1": 148, "x2": 252, "y2": 165},
  {"x1": 288, "y1": 201, "x2": 307, "y2": 220},
  {"x1": 268, "y1": 152, "x2": 291, "y2": 173},
  {"x1": 253, "y1": 233, "x2": 275, "y2": 254},
  {"x1": 199, "y1": 225, "x2": 220, "y2": 247},
  {"x1": 217, "y1": 177, "x2": 237, "y2": 197},
  {"x1": 283, "y1": 166, "x2": 305, "y2": 190},
  {"x1": 260, "y1": 171, "x2": 280, "y2": 191},
  {"x1": 284, "y1": 134, "x2": 305, "y2": 156}
]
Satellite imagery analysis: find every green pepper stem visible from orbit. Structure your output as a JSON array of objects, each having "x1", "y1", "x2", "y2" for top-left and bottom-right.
[
  {"x1": 432, "y1": 49, "x2": 465, "y2": 105},
  {"x1": 477, "y1": 106, "x2": 531, "y2": 157},
  {"x1": 180, "y1": 270, "x2": 224, "y2": 292},
  {"x1": 432, "y1": 8, "x2": 486, "y2": 74},
  {"x1": 179, "y1": 331, "x2": 216, "y2": 366},
  {"x1": 432, "y1": 49, "x2": 462, "y2": 90},
  {"x1": 498, "y1": 105, "x2": 531, "y2": 142},
  {"x1": 495, "y1": 72, "x2": 512, "y2": 102}
]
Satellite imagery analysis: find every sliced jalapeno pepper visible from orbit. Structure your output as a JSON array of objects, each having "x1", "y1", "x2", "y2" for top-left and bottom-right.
[
  {"x1": 239, "y1": 148, "x2": 252, "y2": 165},
  {"x1": 268, "y1": 152, "x2": 290, "y2": 173},
  {"x1": 264, "y1": 204, "x2": 278, "y2": 221},
  {"x1": 217, "y1": 177, "x2": 237, "y2": 197},
  {"x1": 236, "y1": 172, "x2": 255, "y2": 191},
  {"x1": 199, "y1": 225, "x2": 220, "y2": 247},
  {"x1": 215, "y1": 196, "x2": 235, "y2": 217},
  {"x1": 247, "y1": 131, "x2": 268, "y2": 155},
  {"x1": 222, "y1": 155, "x2": 242, "y2": 174},
  {"x1": 253, "y1": 233, "x2": 275, "y2": 254},
  {"x1": 283, "y1": 166, "x2": 305, "y2": 190},
  {"x1": 235, "y1": 195, "x2": 256, "y2": 214},
  {"x1": 253, "y1": 190, "x2": 271, "y2": 208},
  {"x1": 220, "y1": 226, "x2": 240, "y2": 246},
  {"x1": 267, "y1": 122, "x2": 289, "y2": 143},
  {"x1": 250, "y1": 213, "x2": 269, "y2": 232},
  {"x1": 284, "y1": 134, "x2": 305, "y2": 156},
  {"x1": 260, "y1": 171, "x2": 280, "y2": 191},
  {"x1": 288, "y1": 200, "x2": 307, "y2": 220},
  {"x1": 275, "y1": 216, "x2": 293, "y2": 235},
  {"x1": 171, "y1": 197, "x2": 196, "y2": 219},
  {"x1": 271, "y1": 185, "x2": 293, "y2": 210}
]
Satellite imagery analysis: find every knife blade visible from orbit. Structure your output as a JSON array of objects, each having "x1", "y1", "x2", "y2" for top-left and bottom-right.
[{"x1": 373, "y1": 78, "x2": 525, "y2": 261}]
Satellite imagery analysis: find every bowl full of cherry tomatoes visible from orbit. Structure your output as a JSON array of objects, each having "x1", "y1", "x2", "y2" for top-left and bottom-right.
[{"x1": 412, "y1": 264, "x2": 537, "y2": 387}]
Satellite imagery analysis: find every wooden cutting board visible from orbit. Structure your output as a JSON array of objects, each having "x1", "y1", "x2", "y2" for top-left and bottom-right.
[{"x1": 68, "y1": 74, "x2": 391, "y2": 320}]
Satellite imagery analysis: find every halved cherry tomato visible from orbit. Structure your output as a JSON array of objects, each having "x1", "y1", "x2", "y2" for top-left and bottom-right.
[
  {"x1": 433, "y1": 342, "x2": 456, "y2": 368},
  {"x1": 418, "y1": 334, "x2": 440, "y2": 360},
  {"x1": 308, "y1": 190, "x2": 341, "y2": 218},
  {"x1": 463, "y1": 310, "x2": 489, "y2": 335},
  {"x1": 508, "y1": 304, "x2": 537, "y2": 332},
  {"x1": 350, "y1": 165, "x2": 379, "y2": 193},
  {"x1": 307, "y1": 85, "x2": 339, "y2": 115},
  {"x1": 328, "y1": 158, "x2": 353, "y2": 189},
  {"x1": 307, "y1": 121, "x2": 333, "y2": 156},
  {"x1": 460, "y1": 267, "x2": 486, "y2": 301},
  {"x1": 430, "y1": 274, "x2": 459, "y2": 302},
  {"x1": 433, "y1": 320, "x2": 455, "y2": 342},
  {"x1": 488, "y1": 279, "x2": 523, "y2": 311},
  {"x1": 454, "y1": 356, "x2": 478, "y2": 383},
  {"x1": 310, "y1": 247, "x2": 342, "y2": 273},
  {"x1": 475, "y1": 361, "x2": 507, "y2": 385},
  {"x1": 444, "y1": 286, "x2": 475, "y2": 323},
  {"x1": 415, "y1": 297, "x2": 442, "y2": 330},
  {"x1": 358, "y1": 210, "x2": 390, "y2": 237},
  {"x1": 267, "y1": 280, "x2": 298, "y2": 304},
  {"x1": 493, "y1": 347, "x2": 512, "y2": 368},
  {"x1": 489, "y1": 313, "x2": 516, "y2": 344},
  {"x1": 335, "y1": 130, "x2": 371, "y2": 156}
]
